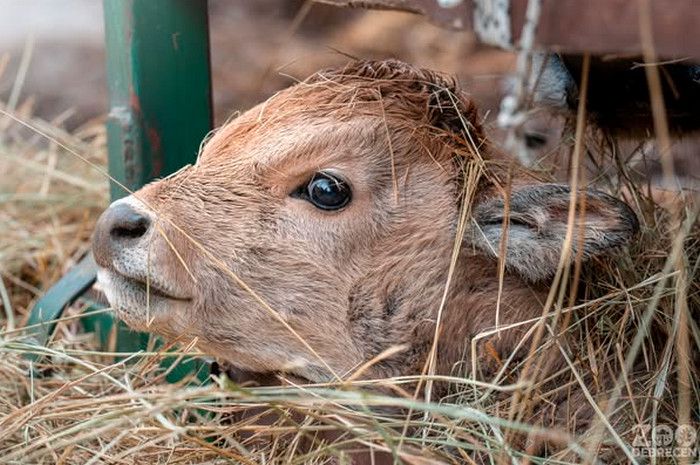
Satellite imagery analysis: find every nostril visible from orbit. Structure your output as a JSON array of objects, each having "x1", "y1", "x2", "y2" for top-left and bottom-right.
[
  {"x1": 93, "y1": 201, "x2": 153, "y2": 268},
  {"x1": 108, "y1": 204, "x2": 151, "y2": 241},
  {"x1": 111, "y1": 215, "x2": 149, "y2": 239}
]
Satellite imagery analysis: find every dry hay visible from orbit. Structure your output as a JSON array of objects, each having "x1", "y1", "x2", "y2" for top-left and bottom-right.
[{"x1": 0, "y1": 87, "x2": 698, "y2": 465}]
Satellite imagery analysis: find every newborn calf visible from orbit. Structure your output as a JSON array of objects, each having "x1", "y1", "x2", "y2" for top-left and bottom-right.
[{"x1": 92, "y1": 60, "x2": 637, "y2": 431}]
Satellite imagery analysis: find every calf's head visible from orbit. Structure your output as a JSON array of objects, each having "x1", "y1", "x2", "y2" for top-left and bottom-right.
[{"x1": 93, "y1": 60, "x2": 637, "y2": 383}]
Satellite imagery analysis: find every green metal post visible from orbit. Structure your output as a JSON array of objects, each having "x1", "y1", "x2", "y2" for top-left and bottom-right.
[
  {"x1": 25, "y1": 0, "x2": 213, "y2": 380},
  {"x1": 104, "y1": 0, "x2": 213, "y2": 198},
  {"x1": 99, "y1": 0, "x2": 213, "y2": 354}
]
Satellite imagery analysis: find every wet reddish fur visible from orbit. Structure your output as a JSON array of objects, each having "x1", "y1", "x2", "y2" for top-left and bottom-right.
[{"x1": 100, "y1": 61, "x2": 635, "y2": 440}]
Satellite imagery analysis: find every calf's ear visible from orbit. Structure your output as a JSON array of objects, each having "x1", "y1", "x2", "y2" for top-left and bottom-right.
[{"x1": 467, "y1": 184, "x2": 639, "y2": 282}]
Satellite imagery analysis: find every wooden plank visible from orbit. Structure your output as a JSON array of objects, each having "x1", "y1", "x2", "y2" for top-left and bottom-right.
[
  {"x1": 510, "y1": 0, "x2": 700, "y2": 58},
  {"x1": 317, "y1": 0, "x2": 472, "y2": 29},
  {"x1": 319, "y1": 0, "x2": 700, "y2": 58}
]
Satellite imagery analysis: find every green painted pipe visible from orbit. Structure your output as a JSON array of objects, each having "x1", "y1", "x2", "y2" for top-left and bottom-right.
[
  {"x1": 104, "y1": 0, "x2": 213, "y2": 199},
  {"x1": 99, "y1": 0, "x2": 214, "y2": 360},
  {"x1": 25, "y1": 0, "x2": 213, "y2": 383}
]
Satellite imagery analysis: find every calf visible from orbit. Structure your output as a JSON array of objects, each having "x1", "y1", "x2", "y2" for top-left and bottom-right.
[{"x1": 92, "y1": 59, "x2": 637, "y2": 438}]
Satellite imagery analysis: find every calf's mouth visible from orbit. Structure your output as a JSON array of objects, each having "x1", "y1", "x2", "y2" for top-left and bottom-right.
[{"x1": 105, "y1": 270, "x2": 191, "y2": 302}]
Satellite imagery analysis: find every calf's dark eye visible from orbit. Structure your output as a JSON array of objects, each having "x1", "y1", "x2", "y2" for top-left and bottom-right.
[{"x1": 293, "y1": 172, "x2": 352, "y2": 211}]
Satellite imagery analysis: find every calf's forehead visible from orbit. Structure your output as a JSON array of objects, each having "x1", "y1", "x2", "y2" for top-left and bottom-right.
[{"x1": 197, "y1": 110, "x2": 432, "y2": 185}]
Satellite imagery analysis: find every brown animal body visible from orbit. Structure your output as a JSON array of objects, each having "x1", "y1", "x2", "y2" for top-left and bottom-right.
[{"x1": 92, "y1": 60, "x2": 638, "y2": 454}]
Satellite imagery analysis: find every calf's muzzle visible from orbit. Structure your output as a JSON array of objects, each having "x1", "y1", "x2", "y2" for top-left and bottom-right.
[{"x1": 93, "y1": 201, "x2": 152, "y2": 268}]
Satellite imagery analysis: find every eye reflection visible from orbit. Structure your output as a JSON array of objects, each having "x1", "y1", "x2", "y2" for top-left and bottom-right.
[{"x1": 292, "y1": 172, "x2": 352, "y2": 211}]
